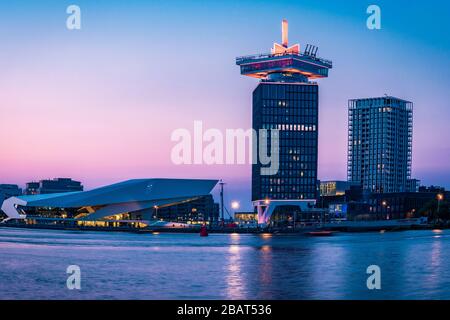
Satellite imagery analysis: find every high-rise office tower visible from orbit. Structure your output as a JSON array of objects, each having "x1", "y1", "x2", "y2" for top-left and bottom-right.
[
  {"x1": 347, "y1": 96, "x2": 413, "y2": 193},
  {"x1": 251, "y1": 82, "x2": 319, "y2": 201},
  {"x1": 236, "y1": 20, "x2": 332, "y2": 223}
]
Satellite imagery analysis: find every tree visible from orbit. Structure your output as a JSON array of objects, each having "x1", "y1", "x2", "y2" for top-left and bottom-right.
[{"x1": 419, "y1": 199, "x2": 450, "y2": 223}]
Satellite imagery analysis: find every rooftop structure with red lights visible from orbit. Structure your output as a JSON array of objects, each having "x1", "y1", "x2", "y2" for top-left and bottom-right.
[{"x1": 236, "y1": 19, "x2": 332, "y2": 82}]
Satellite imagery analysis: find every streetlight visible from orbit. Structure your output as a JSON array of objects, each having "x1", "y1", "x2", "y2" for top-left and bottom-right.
[
  {"x1": 437, "y1": 194, "x2": 444, "y2": 217},
  {"x1": 382, "y1": 201, "x2": 388, "y2": 220},
  {"x1": 153, "y1": 205, "x2": 159, "y2": 220},
  {"x1": 231, "y1": 201, "x2": 240, "y2": 210}
]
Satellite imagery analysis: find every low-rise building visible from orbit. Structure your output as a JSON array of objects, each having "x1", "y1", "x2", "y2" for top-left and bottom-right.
[
  {"x1": 0, "y1": 184, "x2": 22, "y2": 217},
  {"x1": 234, "y1": 212, "x2": 258, "y2": 223},
  {"x1": 1, "y1": 178, "x2": 218, "y2": 228},
  {"x1": 0, "y1": 184, "x2": 22, "y2": 200},
  {"x1": 320, "y1": 181, "x2": 359, "y2": 197},
  {"x1": 319, "y1": 185, "x2": 449, "y2": 221},
  {"x1": 155, "y1": 195, "x2": 219, "y2": 222},
  {"x1": 25, "y1": 178, "x2": 83, "y2": 195},
  {"x1": 406, "y1": 179, "x2": 421, "y2": 192}
]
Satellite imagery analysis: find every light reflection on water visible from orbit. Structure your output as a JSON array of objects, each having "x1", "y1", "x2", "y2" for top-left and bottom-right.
[
  {"x1": 225, "y1": 245, "x2": 245, "y2": 299},
  {"x1": 1, "y1": 228, "x2": 450, "y2": 300}
]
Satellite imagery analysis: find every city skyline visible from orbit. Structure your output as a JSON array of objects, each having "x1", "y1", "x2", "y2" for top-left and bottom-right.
[{"x1": 1, "y1": 1, "x2": 450, "y2": 211}]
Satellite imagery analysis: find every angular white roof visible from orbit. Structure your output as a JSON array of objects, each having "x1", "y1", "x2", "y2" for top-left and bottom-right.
[{"x1": 1, "y1": 178, "x2": 218, "y2": 220}]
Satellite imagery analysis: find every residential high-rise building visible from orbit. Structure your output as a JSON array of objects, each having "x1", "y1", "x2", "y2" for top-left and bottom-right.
[
  {"x1": 347, "y1": 96, "x2": 413, "y2": 193},
  {"x1": 236, "y1": 20, "x2": 332, "y2": 224}
]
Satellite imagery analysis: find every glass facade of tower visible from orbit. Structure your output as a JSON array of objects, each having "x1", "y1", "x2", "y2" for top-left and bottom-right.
[
  {"x1": 347, "y1": 97, "x2": 413, "y2": 193},
  {"x1": 252, "y1": 82, "x2": 318, "y2": 201}
]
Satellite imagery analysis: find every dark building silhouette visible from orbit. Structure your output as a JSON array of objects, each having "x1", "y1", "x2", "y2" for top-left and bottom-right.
[
  {"x1": 153, "y1": 195, "x2": 219, "y2": 222},
  {"x1": 0, "y1": 184, "x2": 22, "y2": 217},
  {"x1": 320, "y1": 180, "x2": 359, "y2": 197},
  {"x1": 25, "y1": 178, "x2": 83, "y2": 195},
  {"x1": 319, "y1": 185, "x2": 448, "y2": 221},
  {"x1": 0, "y1": 184, "x2": 22, "y2": 200}
]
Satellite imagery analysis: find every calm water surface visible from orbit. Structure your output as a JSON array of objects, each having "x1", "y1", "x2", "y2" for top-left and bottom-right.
[{"x1": 0, "y1": 227, "x2": 449, "y2": 300}]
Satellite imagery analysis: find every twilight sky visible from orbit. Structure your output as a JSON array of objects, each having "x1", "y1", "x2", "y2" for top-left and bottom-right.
[{"x1": 1, "y1": 0, "x2": 449, "y2": 211}]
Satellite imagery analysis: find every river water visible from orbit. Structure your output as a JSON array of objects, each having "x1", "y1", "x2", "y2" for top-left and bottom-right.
[{"x1": 0, "y1": 227, "x2": 449, "y2": 300}]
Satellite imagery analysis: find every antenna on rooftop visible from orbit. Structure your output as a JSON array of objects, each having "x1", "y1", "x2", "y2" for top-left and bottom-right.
[
  {"x1": 304, "y1": 44, "x2": 319, "y2": 58},
  {"x1": 304, "y1": 44, "x2": 310, "y2": 55},
  {"x1": 281, "y1": 19, "x2": 288, "y2": 47}
]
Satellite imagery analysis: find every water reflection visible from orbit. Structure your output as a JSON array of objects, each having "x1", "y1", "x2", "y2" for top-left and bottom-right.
[
  {"x1": 309, "y1": 244, "x2": 348, "y2": 299},
  {"x1": 3, "y1": 229, "x2": 450, "y2": 299},
  {"x1": 225, "y1": 244, "x2": 246, "y2": 299},
  {"x1": 259, "y1": 245, "x2": 273, "y2": 290},
  {"x1": 427, "y1": 236, "x2": 443, "y2": 287},
  {"x1": 431, "y1": 238, "x2": 442, "y2": 267}
]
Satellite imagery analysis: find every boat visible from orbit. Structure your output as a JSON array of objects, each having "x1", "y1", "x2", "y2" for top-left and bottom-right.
[{"x1": 200, "y1": 224, "x2": 208, "y2": 237}]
